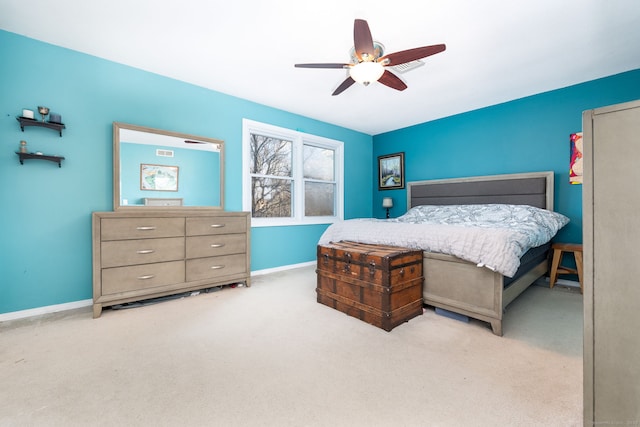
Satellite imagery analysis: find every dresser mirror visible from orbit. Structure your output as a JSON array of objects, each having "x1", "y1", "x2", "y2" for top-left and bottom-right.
[{"x1": 113, "y1": 122, "x2": 224, "y2": 210}]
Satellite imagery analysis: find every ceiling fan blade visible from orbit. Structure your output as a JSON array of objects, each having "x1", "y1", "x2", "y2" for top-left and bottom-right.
[
  {"x1": 379, "y1": 44, "x2": 446, "y2": 66},
  {"x1": 353, "y1": 19, "x2": 375, "y2": 61},
  {"x1": 332, "y1": 76, "x2": 356, "y2": 96},
  {"x1": 295, "y1": 63, "x2": 350, "y2": 69},
  {"x1": 378, "y1": 70, "x2": 407, "y2": 91}
]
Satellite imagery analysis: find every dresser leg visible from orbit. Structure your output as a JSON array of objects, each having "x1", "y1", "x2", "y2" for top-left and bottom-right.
[{"x1": 93, "y1": 303, "x2": 102, "y2": 318}]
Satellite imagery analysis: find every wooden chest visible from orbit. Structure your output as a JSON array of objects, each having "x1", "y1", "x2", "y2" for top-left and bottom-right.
[{"x1": 316, "y1": 241, "x2": 424, "y2": 331}]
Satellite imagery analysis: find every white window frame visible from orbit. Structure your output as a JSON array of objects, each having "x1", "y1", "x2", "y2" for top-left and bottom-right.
[{"x1": 242, "y1": 119, "x2": 344, "y2": 227}]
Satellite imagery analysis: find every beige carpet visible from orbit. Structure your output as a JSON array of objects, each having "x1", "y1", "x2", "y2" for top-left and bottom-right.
[{"x1": 0, "y1": 265, "x2": 583, "y2": 427}]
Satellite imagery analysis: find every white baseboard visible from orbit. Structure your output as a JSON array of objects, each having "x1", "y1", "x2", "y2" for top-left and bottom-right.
[
  {"x1": 251, "y1": 261, "x2": 316, "y2": 277},
  {"x1": 555, "y1": 278, "x2": 581, "y2": 288},
  {"x1": 1, "y1": 262, "x2": 318, "y2": 322},
  {"x1": 0, "y1": 299, "x2": 93, "y2": 322},
  {"x1": 1, "y1": 267, "x2": 580, "y2": 322},
  {"x1": 536, "y1": 276, "x2": 581, "y2": 289}
]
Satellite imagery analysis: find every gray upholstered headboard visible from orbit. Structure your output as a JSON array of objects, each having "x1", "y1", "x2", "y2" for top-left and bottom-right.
[{"x1": 407, "y1": 171, "x2": 554, "y2": 211}]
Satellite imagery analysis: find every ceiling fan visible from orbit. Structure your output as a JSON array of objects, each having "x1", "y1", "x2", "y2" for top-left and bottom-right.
[{"x1": 295, "y1": 19, "x2": 446, "y2": 96}]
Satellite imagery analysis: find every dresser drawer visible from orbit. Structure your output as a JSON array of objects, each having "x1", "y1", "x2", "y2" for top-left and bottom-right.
[
  {"x1": 186, "y1": 216, "x2": 246, "y2": 236},
  {"x1": 186, "y1": 254, "x2": 247, "y2": 282},
  {"x1": 186, "y1": 234, "x2": 246, "y2": 259},
  {"x1": 102, "y1": 261, "x2": 185, "y2": 295},
  {"x1": 101, "y1": 237, "x2": 185, "y2": 268},
  {"x1": 101, "y1": 217, "x2": 184, "y2": 241}
]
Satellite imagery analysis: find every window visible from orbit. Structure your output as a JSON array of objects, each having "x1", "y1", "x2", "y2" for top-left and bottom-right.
[{"x1": 243, "y1": 119, "x2": 344, "y2": 227}]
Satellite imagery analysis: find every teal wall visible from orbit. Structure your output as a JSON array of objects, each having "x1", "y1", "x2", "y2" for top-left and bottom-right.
[
  {"x1": 373, "y1": 69, "x2": 640, "y2": 245},
  {"x1": 0, "y1": 30, "x2": 372, "y2": 314},
  {"x1": 2, "y1": 28, "x2": 639, "y2": 315}
]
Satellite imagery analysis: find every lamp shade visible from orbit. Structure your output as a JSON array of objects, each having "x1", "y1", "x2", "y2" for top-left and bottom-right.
[{"x1": 382, "y1": 197, "x2": 393, "y2": 208}]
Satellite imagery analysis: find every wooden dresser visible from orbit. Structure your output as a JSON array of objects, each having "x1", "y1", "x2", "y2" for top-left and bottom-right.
[{"x1": 92, "y1": 209, "x2": 250, "y2": 317}]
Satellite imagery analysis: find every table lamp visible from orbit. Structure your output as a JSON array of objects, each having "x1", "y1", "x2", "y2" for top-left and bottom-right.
[{"x1": 382, "y1": 197, "x2": 393, "y2": 218}]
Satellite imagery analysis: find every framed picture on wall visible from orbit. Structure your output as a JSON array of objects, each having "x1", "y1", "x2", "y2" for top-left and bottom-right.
[
  {"x1": 570, "y1": 132, "x2": 583, "y2": 184},
  {"x1": 378, "y1": 152, "x2": 405, "y2": 190},
  {"x1": 140, "y1": 164, "x2": 179, "y2": 191}
]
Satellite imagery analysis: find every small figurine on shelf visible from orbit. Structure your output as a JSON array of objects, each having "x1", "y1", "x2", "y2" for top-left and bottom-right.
[
  {"x1": 38, "y1": 106, "x2": 49, "y2": 122},
  {"x1": 19, "y1": 140, "x2": 28, "y2": 153}
]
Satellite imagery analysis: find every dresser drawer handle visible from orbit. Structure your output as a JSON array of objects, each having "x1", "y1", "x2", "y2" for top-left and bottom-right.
[
  {"x1": 137, "y1": 274, "x2": 155, "y2": 280},
  {"x1": 136, "y1": 249, "x2": 155, "y2": 254},
  {"x1": 210, "y1": 265, "x2": 225, "y2": 270},
  {"x1": 210, "y1": 243, "x2": 225, "y2": 248},
  {"x1": 136, "y1": 226, "x2": 157, "y2": 231},
  {"x1": 210, "y1": 224, "x2": 225, "y2": 228}
]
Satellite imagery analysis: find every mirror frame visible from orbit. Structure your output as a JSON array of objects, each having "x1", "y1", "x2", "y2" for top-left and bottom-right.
[{"x1": 113, "y1": 122, "x2": 225, "y2": 211}]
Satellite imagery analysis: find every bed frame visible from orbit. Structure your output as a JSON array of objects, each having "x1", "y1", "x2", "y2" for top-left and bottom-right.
[{"x1": 407, "y1": 171, "x2": 554, "y2": 336}]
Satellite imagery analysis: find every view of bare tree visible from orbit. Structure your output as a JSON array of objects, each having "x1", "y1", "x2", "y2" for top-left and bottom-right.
[
  {"x1": 250, "y1": 133, "x2": 292, "y2": 217},
  {"x1": 250, "y1": 132, "x2": 337, "y2": 218}
]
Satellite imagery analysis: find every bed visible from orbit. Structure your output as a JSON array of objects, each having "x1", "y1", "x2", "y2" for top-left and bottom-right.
[{"x1": 319, "y1": 171, "x2": 566, "y2": 335}]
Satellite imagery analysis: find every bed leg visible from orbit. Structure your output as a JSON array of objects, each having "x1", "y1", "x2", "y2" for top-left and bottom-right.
[{"x1": 490, "y1": 320, "x2": 503, "y2": 336}]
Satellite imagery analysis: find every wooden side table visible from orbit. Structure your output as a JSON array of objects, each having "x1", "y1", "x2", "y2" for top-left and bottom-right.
[{"x1": 549, "y1": 243, "x2": 583, "y2": 294}]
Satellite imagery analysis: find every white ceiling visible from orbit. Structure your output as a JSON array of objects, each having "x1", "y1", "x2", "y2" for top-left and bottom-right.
[{"x1": 2, "y1": 0, "x2": 639, "y2": 135}]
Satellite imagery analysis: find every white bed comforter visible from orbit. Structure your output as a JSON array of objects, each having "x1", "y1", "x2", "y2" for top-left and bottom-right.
[{"x1": 318, "y1": 204, "x2": 569, "y2": 277}]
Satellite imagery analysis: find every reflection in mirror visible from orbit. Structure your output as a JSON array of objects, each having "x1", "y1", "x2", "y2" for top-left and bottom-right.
[{"x1": 113, "y1": 122, "x2": 224, "y2": 210}]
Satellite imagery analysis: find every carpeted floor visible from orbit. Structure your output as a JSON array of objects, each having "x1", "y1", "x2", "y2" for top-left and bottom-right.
[{"x1": 0, "y1": 265, "x2": 583, "y2": 426}]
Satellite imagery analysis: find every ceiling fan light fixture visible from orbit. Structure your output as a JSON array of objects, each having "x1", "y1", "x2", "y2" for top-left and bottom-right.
[
  {"x1": 349, "y1": 61, "x2": 384, "y2": 86},
  {"x1": 294, "y1": 20, "x2": 445, "y2": 95}
]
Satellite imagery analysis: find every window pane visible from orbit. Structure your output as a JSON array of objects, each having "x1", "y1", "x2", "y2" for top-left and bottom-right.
[
  {"x1": 250, "y1": 133, "x2": 292, "y2": 177},
  {"x1": 303, "y1": 145, "x2": 334, "y2": 181},
  {"x1": 305, "y1": 182, "x2": 335, "y2": 216},
  {"x1": 252, "y1": 177, "x2": 292, "y2": 218}
]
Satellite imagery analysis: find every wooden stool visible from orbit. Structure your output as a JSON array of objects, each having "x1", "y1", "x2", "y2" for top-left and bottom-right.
[{"x1": 549, "y1": 243, "x2": 583, "y2": 294}]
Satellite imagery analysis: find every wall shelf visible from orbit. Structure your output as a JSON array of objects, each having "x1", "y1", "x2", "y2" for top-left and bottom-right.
[
  {"x1": 16, "y1": 117, "x2": 65, "y2": 137},
  {"x1": 16, "y1": 152, "x2": 65, "y2": 167}
]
